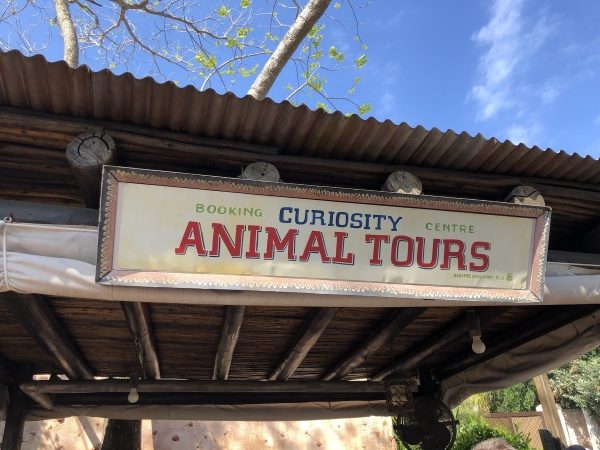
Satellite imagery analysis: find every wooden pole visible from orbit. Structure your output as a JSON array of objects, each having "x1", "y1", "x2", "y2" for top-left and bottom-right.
[
  {"x1": 1, "y1": 386, "x2": 28, "y2": 450},
  {"x1": 212, "y1": 305, "x2": 246, "y2": 380},
  {"x1": 121, "y1": 302, "x2": 160, "y2": 380},
  {"x1": 534, "y1": 373, "x2": 567, "y2": 444},
  {"x1": 269, "y1": 308, "x2": 339, "y2": 381},
  {"x1": 20, "y1": 380, "x2": 385, "y2": 395},
  {"x1": 100, "y1": 420, "x2": 141, "y2": 450}
]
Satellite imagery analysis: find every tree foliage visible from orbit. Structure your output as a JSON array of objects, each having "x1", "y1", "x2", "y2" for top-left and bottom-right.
[
  {"x1": 487, "y1": 380, "x2": 539, "y2": 413},
  {"x1": 0, "y1": 0, "x2": 371, "y2": 114},
  {"x1": 549, "y1": 347, "x2": 600, "y2": 415}
]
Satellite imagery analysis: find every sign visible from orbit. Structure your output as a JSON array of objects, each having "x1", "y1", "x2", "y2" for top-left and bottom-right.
[{"x1": 97, "y1": 166, "x2": 551, "y2": 302}]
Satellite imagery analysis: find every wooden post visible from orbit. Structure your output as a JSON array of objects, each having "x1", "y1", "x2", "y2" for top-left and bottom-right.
[
  {"x1": 100, "y1": 420, "x2": 141, "y2": 450},
  {"x1": 1, "y1": 386, "x2": 28, "y2": 450},
  {"x1": 66, "y1": 129, "x2": 117, "y2": 208},
  {"x1": 534, "y1": 373, "x2": 567, "y2": 445}
]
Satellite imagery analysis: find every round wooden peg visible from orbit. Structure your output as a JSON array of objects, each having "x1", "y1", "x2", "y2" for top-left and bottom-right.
[
  {"x1": 382, "y1": 171, "x2": 422, "y2": 195},
  {"x1": 505, "y1": 186, "x2": 545, "y2": 206},
  {"x1": 241, "y1": 162, "x2": 280, "y2": 182}
]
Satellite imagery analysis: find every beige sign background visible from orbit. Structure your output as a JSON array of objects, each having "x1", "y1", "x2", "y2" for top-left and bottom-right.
[{"x1": 97, "y1": 167, "x2": 550, "y2": 302}]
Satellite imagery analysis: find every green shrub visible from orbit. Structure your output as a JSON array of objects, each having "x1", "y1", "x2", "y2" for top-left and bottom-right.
[
  {"x1": 453, "y1": 415, "x2": 534, "y2": 450},
  {"x1": 394, "y1": 411, "x2": 534, "y2": 450},
  {"x1": 486, "y1": 380, "x2": 539, "y2": 413}
]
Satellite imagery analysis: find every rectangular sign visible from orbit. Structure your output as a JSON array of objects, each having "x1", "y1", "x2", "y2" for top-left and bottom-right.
[{"x1": 97, "y1": 166, "x2": 551, "y2": 302}]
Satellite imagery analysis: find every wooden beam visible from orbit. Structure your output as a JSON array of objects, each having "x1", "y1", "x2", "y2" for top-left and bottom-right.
[
  {"x1": 547, "y1": 250, "x2": 600, "y2": 267},
  {"x1": 212, "y1": 305, "x2": 246, "y2": 381},
  {"x1": 269, "y1": 308, "x2": 339, "y2": 381},
  {"x1": 20, "y1": 379, "x2": 385, "y2": 395},
  {"x1": 1, "y1": 385, "x2": 28, "y2": 450},
  {"x1": 576, "y1": 223, "x2": 600, "y2": 253},
  {"x1": 436, "y1": 306, "x2": 600, "y2": 381},
  {"x1": 322, "y1": 308, "x2": 426, "y2": 381},
  {"x1": 52, "y1": 391, "x2": 385, "y2": 406},
  {"x1": 372, "y1": 307, "x2": 506, "y2": 381},
  {"x1": 121, "y1": 302, "x2": 160, "y2": 380},
  {"x1": 1, "y1": 292, "x2": 93, "y2": 380},
  {"x1": 66, "y1": 130, "x2": 117, "y2": 208},
  {"x1": 0, "y1": 199, "x2": 98, "y2": 226},
  {"x1": 1, "y1": 108, "x2": 599, "y2": 201}
]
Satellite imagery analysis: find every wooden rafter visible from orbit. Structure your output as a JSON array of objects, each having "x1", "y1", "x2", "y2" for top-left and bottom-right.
[
  {"x1": 372, "y1": 307, "x2": 506, "y2": 381},
  {"x1": 1, "y1": 292, "x2": 93, "y2": 380},
  {"x1": 436, "y1": 306, "x2": 600, "y2": 381},
  {"x1": 213, "y1": 305, "x2": 246, "y2": 381},
  {"x1": 322, "y1": 307, "x2": 426, "y2": 381},
  {"x1": 269, "y1": 307, "x2": 339, "y2": 381},
  {"x1": 121, "y1": 301, "x2": 161, "y2": 380}
]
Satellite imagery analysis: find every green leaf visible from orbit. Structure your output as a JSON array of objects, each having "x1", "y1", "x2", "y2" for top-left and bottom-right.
[
  {"x1": 354, "y1": 54, "x2": 368, "y2": 69},
  {"x1": 217, "y1": 5, "x2": 231, "y2": 17},
  {"x1": 327, "y1": 46, "x2": 344, "y2": 62},
  {"x1": 333, "y1": 2, "x2": 341, "y2": 8},
  {"x1": 358, "y1": 103, "x2": 372, "y2": 115},
  {"x1": 240, "y1": 0, "x2": 251, "y2": 8}
]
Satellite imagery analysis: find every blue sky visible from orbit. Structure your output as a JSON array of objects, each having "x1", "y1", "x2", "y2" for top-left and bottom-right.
[
  {"x1": 2, "y1": 0, "x2": 600, "y2": 158},
  {"x1": 352, "y1": 0, "x2": 600, "y2": 158}
]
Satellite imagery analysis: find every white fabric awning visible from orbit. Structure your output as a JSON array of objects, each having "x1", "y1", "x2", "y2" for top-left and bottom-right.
[{"x1": 1, "y1": 221, "x2": 600, "y2": 308}]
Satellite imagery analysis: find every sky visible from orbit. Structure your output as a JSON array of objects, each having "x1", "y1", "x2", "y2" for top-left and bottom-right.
[
  {"x1": 2, "y1": 0, "x2": 600, "y2": 159},
  {"x1": 353, "y1": 0, "x2": 600, "y2": 159}
]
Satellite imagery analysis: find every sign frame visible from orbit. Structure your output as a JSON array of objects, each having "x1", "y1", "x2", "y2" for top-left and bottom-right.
[{"x1": 96, "y1": 166, "x2": 551, "y2": 303}]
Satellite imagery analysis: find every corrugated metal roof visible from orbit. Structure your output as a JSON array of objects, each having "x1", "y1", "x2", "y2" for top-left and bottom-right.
[{"x1": 0, "y1": 50, "x2": 598, "y2": 184}]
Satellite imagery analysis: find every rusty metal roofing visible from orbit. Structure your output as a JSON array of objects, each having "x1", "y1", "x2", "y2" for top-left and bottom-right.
[{"x1": 0, "y1": 50, "x2": 599, "y2": 184}]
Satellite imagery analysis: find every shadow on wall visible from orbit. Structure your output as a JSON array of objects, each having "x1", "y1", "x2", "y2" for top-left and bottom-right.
[
  {"x1": 146, "y1": 417, "x2": 395, "y2": 450},
  {"x1": 1, "y1": 416, "x2": 395, "y2": 449}
]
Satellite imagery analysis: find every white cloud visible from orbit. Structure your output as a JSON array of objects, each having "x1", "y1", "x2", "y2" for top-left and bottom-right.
[
  {"x1": 470, "y1": 0, "x2": 554, "y2": 120},
  {"x1": 506, "y1": 122, "x2": 542, "y2": 145},
  {"x1": 380, "y1": 91, "x2": 395, "y2": 115}
]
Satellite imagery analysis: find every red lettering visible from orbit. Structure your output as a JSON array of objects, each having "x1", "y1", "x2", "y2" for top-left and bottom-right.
[
  {"x1": 174, "y1": 221, "x2": 207, "y2": 256},
  {"x1": 440, "y1": 239, "x2": 467, "y2": 270},
  {"x1": 332, "y1": 231, "x2": 355, "y2": 265},
  {"x1": 245, "y1": 225, "x2": 262, "y2": 259},
  {"x1": 469, "y1": 241, "x2": 491, "y2": 271},
  {"x1": 299, "y1": 231, "x2": 331, "y2": 263},
  {"x1": 209, "y1": 223, "x2": 245, "y2": 257},
  {"x1": 416, "y1": 237, "x2": 440, "y2": 269},
  {"x1": 391, "y1": 235, "x2": 414, "y2": 267},
  {"x1": 264, "y1": 227, "x2": 298, "y2": 260},
  {"x1": 365, "y1": 234, "x2": 390, "y2": 266}
]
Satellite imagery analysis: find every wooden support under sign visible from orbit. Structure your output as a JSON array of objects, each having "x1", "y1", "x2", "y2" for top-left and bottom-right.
[
  {"x1": 373, "y1": 307, "x2": 506, "y2": 381},
  {"x1": 121, "y1": 302, "x2": 161, "y2": 380},
  {"x1": 66, "y1": 129, "x2": 117, "y2": 208},
  {"x1": 212, "y1": 305, "x2": 246, "y2": 381},
  {"x1": 322, "y1": 308, "x2": 426, "y2": 381},
  {"x1": 269, "y1": 308, "x2": 339, "y2": 381},
  {"x1": 1, "y1": 292, "x2": 93, "y2": 381}
]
